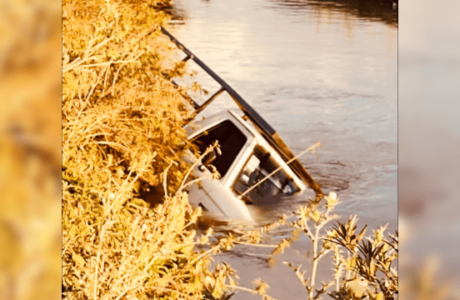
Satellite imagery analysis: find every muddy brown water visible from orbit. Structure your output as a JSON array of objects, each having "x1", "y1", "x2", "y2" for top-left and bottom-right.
[{"x1": 167, "y1": 0, "x2": 397, "y2": 298}]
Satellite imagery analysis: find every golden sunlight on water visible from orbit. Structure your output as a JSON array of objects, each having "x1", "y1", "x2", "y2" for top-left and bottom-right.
[
  {"x1": 170, "y1": 0, "x2": 397, "y2": 298},
  {"x1": 171, "y1": 0, "x2": 397, "y2": 226}
]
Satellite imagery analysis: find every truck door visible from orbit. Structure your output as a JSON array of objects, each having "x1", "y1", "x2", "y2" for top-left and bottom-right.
[{"x1": 187, "y1": 120, "x2": 251, "y2": 218}]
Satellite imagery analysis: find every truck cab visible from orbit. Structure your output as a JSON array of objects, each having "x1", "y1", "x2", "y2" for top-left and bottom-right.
[{"x1": 184, "y1": 110, "x2": 310, "y2": 221}]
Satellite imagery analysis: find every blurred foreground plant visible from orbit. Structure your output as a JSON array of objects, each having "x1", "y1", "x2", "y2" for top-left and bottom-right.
[
  {"x1": 0, "y1": 0, "x2": 61, "y2": 299},
  {"x1": 400, "y1": 256, "x2": 453, "y2": 300}
]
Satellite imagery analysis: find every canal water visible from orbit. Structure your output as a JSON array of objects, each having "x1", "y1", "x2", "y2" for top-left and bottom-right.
[{"x1": 168, "y1": 0, "x2": 397, "y2": 298}]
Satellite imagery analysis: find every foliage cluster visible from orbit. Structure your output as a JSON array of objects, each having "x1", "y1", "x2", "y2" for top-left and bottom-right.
[
  {"x1": 62, "y1": 0, "x2": 237, "y2": 299},
  {"x1": 263, "y1": 193, "x2": 398, "y2": 300}
]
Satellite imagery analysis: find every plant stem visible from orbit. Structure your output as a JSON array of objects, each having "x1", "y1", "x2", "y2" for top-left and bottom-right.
[
  {"x1": 335, "y1": 247, "x2": 341, "y2": 292},
  {"x1": 309, "y1": 227, "x2": 319, "y2": 300}
]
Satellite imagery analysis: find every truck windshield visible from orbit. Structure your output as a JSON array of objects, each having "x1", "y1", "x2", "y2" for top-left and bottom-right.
[
  {"x1": 191, "y1": 120, "x2": 247, "y2": 178},
  {"x1": 233, "y1": 146, "x2": 300, "y2": 204}
]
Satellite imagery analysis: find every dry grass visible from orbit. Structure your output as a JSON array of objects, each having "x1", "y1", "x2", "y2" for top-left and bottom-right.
[{"x1": 62, "y1": 0, "x2": 239, "y2": 299}]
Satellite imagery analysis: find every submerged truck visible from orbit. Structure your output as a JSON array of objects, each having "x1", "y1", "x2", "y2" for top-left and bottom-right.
[{"x1": 161, "y1": 27, "x2": 323, "y2": 221}]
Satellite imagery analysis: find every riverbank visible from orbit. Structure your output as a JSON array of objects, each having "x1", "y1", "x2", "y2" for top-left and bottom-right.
[{"x1": 62, "y1": 0, "x2": 239, "y2": 298}]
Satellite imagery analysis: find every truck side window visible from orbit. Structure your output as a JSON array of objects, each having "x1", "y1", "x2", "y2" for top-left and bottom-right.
[
  {"x1": 233, "y1": 146, "x2": 300, "y2": 204},
  {"x1": 192, "y1": 120, "x2": 247, "y2": 178}
]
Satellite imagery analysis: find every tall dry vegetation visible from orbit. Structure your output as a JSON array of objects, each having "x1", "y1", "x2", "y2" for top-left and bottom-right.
[{"x1": 62, "y1": 0, "x2": 236, "y2": 299}]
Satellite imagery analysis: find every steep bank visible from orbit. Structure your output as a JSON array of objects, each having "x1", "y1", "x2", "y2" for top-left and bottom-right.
[{"x1": 62, "y1": 0, "x2": 235, "y2": 298}]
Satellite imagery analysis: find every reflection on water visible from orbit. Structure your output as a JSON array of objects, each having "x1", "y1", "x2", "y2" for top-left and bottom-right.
[
  {"x1": 272, "y1": 0, "x2": 398, "y2": 27},
  {"x1": 169, "y1": 0, "x2": 396, "y2": 297},
  {"x1": 169, "y1": 0, "x2": 397, "y2": 235}
]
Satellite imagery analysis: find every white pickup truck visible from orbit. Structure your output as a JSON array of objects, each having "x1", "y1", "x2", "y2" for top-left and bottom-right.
[
  {"x1": 161, "y1": 27, "x2": 324, "y2": 221},
  {"x1": 184, "y1": 110, "x2": 313, "y2": 221}
]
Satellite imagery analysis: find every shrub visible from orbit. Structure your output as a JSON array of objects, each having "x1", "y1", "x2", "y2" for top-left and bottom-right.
[
  {"x1": 62, "y1": 0, "x2": 236, "y2": 299},
  {"x1": 268, "y1": 193, "x2": 398, "y2": 300}
]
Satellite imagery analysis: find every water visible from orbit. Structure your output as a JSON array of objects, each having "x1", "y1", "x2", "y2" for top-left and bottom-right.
[{"x1": 168, "y1": 0, "x2": 397, "y2": 298}]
